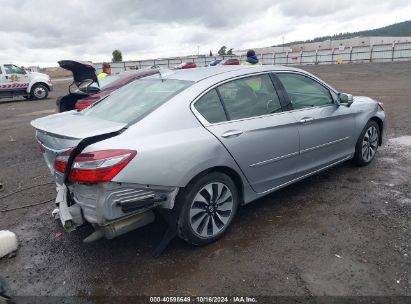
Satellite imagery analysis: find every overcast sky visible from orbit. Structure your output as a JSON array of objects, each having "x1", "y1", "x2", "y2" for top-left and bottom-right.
[{"x1": 1, "y1": 0, "x2": 410, "y2": 67}]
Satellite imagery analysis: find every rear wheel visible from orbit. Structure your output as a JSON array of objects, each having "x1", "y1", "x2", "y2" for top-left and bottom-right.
[
  {"x1": 177, "y1": 172, "x2": 239, "y2": 246},
  {"x1": 354, "y1": 120, "x2": 380, "y2": 166},
  {"x1": 30, "y1": 84, "x2": 48, "y2": 100}
]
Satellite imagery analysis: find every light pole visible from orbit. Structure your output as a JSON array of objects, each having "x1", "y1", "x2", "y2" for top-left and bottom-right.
[
  {"x1": 197, "y1": 45, "x2": 200, "y2": 57},
  {"x1": 282, "y1": 36, "x2": 285, "y2": 52}
]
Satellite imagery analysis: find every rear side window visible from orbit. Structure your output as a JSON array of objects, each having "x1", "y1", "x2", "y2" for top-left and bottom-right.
[
  {"x1": 98, "y1": 75, "x2": 121, "y2": 90},
  {"x1": 217, "y1": 74, "x2": 282, "y2": 120},
  {"x1": 83, "y1": 78, "x2": 192, "y2": 124},
  {"x1": 277, "y1": 73, "x2": 333, "y2": 109},
  {"x1": 194, "y1": 89, "x2": 227, "y2": 123}
]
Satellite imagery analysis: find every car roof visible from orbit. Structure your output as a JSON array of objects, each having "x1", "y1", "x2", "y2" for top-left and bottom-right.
[
  {"x1": 160, "y1": 65, "x2": 304, "y2": 82},
  {"x1": 101, "y1": 69, "x2": 159, "y2": 90}
]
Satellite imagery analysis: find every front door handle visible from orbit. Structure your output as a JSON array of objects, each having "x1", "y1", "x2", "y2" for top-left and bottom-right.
[
  {"x1": 221, "y1": 130, "x2": 243, "y2": 138},
  {"x1": 300, "y1": 117, "x2": 315, "y2": 123}
]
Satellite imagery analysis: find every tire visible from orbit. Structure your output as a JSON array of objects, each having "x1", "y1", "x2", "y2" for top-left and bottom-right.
[
  {"x1": 354, "y1": 120, "x2": 380, "y2": 166},
  {"x1": 30, "y1": 84, "x2": 48, "y2": 100},
  {"x1": 56, "y1": 96, "x2": 67, "y2": 112},
  {"x1": 176, "y1": 172, "x2": 239, "y2": 246}
]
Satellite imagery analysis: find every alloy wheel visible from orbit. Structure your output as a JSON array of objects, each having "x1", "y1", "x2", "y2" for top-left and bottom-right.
[
  {"x1": 189, "y1": 182, "x2": 234, "y2": 238},
  {"x1": 362, "y1": 126, "x2": 378, "y2": 162}
]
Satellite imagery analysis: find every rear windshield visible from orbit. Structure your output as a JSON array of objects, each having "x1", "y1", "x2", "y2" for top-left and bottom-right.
[
  {"x1": 99, "y1": 75, "x2": 121, "y2": 89},
  {"x1": 82, "y1": 78, "x2": 192, "y2": 124}
]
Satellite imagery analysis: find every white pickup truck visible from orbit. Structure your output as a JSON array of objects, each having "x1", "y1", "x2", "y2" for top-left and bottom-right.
[{"x1": 0, "y1": 64, "x2": 53, "y2": 100}]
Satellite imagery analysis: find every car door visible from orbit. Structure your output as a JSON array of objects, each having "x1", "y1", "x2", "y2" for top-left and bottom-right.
[
  {"x1": 0, "y1": 66, "x2": 7, "y2": 91},
  {"x1": 276, "y1": 72, "x2": 356, "y2": 175},
  {"x1": 192, "y1": 73, "x2": 300, "y2": 193},
  {"x1": 3, "y1": 64, "x2": 30, "y2": 91}
]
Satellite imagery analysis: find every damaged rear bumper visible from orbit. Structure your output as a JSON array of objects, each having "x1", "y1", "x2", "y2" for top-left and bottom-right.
[{"x1": 54, "y1": 182, "x2": 179, "y2": 241}]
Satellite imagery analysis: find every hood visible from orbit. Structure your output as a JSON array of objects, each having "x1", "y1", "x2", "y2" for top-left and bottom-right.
[
  {"x1": 353, "y1": 96, "x2": 376, "y2": 103},
  {"x1": 58, "y1": 60, "x2": 98, "y2": 84},
  {"x1": 28, "y1": 71, "x2": 50, "y2": 78}
]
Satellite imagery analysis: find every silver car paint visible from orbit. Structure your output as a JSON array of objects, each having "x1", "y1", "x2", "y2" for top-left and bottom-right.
[{"x1": 31, "y1": 65, "x2": 385, "y2": 228}]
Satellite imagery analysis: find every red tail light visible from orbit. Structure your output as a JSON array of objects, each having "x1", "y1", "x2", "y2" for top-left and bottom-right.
[
  {"x1": 54, "y1": 148, "x2": 74, "y2": 174},
  {"x1": 75, "y1": 101, "x2": 93, "y2": 110},
  {"x1": 54, "y1": 149, "x2": 137, "y2": 183},
  {"x1": 75, "y1": 95, "x2": 102, "y2": 110}
]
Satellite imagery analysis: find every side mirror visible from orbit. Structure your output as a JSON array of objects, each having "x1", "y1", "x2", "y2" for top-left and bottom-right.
[{"x1": 339, "y1": 93, "x2": 353, "y2": 106}]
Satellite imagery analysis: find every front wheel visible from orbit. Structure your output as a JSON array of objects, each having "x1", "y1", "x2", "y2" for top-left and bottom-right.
[
  {"x1": 30, "y1": 84, "x2": 49, "y2": 100},
  {"x1": 354, "y1": 120, "x2": 380, "y2": 166},
  {"x1": 177, "y1": 172, "x2": 239, "y2": 246}
]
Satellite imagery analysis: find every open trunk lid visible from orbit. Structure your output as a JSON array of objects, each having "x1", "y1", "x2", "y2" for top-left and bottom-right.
[
  {"x1": 58, "y1": 60, "x2": 98, "y2": 84},
  {"x1": 31, "y1": 111, "x2": 126, "y2": 178}
]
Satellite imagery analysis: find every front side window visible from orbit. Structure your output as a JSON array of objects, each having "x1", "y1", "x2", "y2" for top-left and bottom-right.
[
  {"x1": 83, "y1": 77, "x2": 192, "y2": 124},
  {"x1": 194, "y1": 89, "x2": 227, "y2": 124},
  {"x1": 277, "y1": 73, "x2": 333, "y2": 109},
  {"x1": 4, "y1": 64, "x2": 23, "y2": 74},
  {"x1": 217, "y1": 74, "x2": 282, "y2": 120}
]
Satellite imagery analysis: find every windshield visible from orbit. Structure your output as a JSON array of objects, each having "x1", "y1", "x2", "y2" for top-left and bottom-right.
[{"x1": 82, "y1": 78, "x2": 192, "y2": 124}]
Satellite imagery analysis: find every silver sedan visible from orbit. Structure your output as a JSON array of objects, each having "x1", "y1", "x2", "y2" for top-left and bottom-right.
[{"x1": 31, "y1": 65, "x2": 386, "y2": 245}]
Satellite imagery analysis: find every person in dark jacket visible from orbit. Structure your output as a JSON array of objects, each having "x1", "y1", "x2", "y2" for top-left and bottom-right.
[{"x1": 244, "y1": 49, "x2": 260, "y2": 65}]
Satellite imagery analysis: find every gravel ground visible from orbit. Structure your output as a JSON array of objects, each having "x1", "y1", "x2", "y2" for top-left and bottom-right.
[{"x1": 0, "y1": 62, "x2": 410, "y2": 297}]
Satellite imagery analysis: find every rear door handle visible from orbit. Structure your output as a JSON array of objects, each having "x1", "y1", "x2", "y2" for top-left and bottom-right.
[
  {"x1": 221, "y1": 130, "x2": 243, "y2": 138},
  {"x1": 300, "y1": 117, "x2": 315, "y2": 123}
]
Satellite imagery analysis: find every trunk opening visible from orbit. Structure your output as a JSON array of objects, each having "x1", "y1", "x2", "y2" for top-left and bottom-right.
[{"x1": 57, "y1": 93, "x2": 89, "y2": 112}]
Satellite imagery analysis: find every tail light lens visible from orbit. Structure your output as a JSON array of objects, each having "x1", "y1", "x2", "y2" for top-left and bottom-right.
[
  {"x1": 75, "y1": 96, "x2": 100, "y2": 110},
  {"x1": 378, "y1": 102, "x2": 384, "y2": 110},
  {"x1": 54, "y1": 148, "x2": 74, "y2": 174},
  {"x1": 75, "y1": 101, "x2": 93, "y2": 110},
  {"x1": 54, "y1": 149, "x2": 137, "y2": 183}
]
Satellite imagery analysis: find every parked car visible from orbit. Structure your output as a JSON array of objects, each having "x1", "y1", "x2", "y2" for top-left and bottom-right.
[
  {"x1": 0, "y1": 63, "x2": 52, "y2": 100},
  {"x1": 207, "y1": 59, "x2": 222, "y2": 67},
  {"x1": 219, "y1": 58, "x2": 240, "y2": 65},
  {"x1": 175, "y1": 62, "x2": 197, "y2": 69},
  {"x1": 31, "y1": 65, "x2": 385, "y2": 246},
  {"x1": 56, "y1": 60, "x2": 159, "y2": 112}
]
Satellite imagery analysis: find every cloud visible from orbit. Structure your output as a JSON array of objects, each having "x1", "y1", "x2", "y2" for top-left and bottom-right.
[{"x1": 0, "y1": 0, "x2": 410, "y2": 66}]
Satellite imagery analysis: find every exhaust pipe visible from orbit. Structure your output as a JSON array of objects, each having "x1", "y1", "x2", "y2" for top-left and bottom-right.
[{"x1": 83, "y1": 210, "x2": 155, "y2": 243}]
